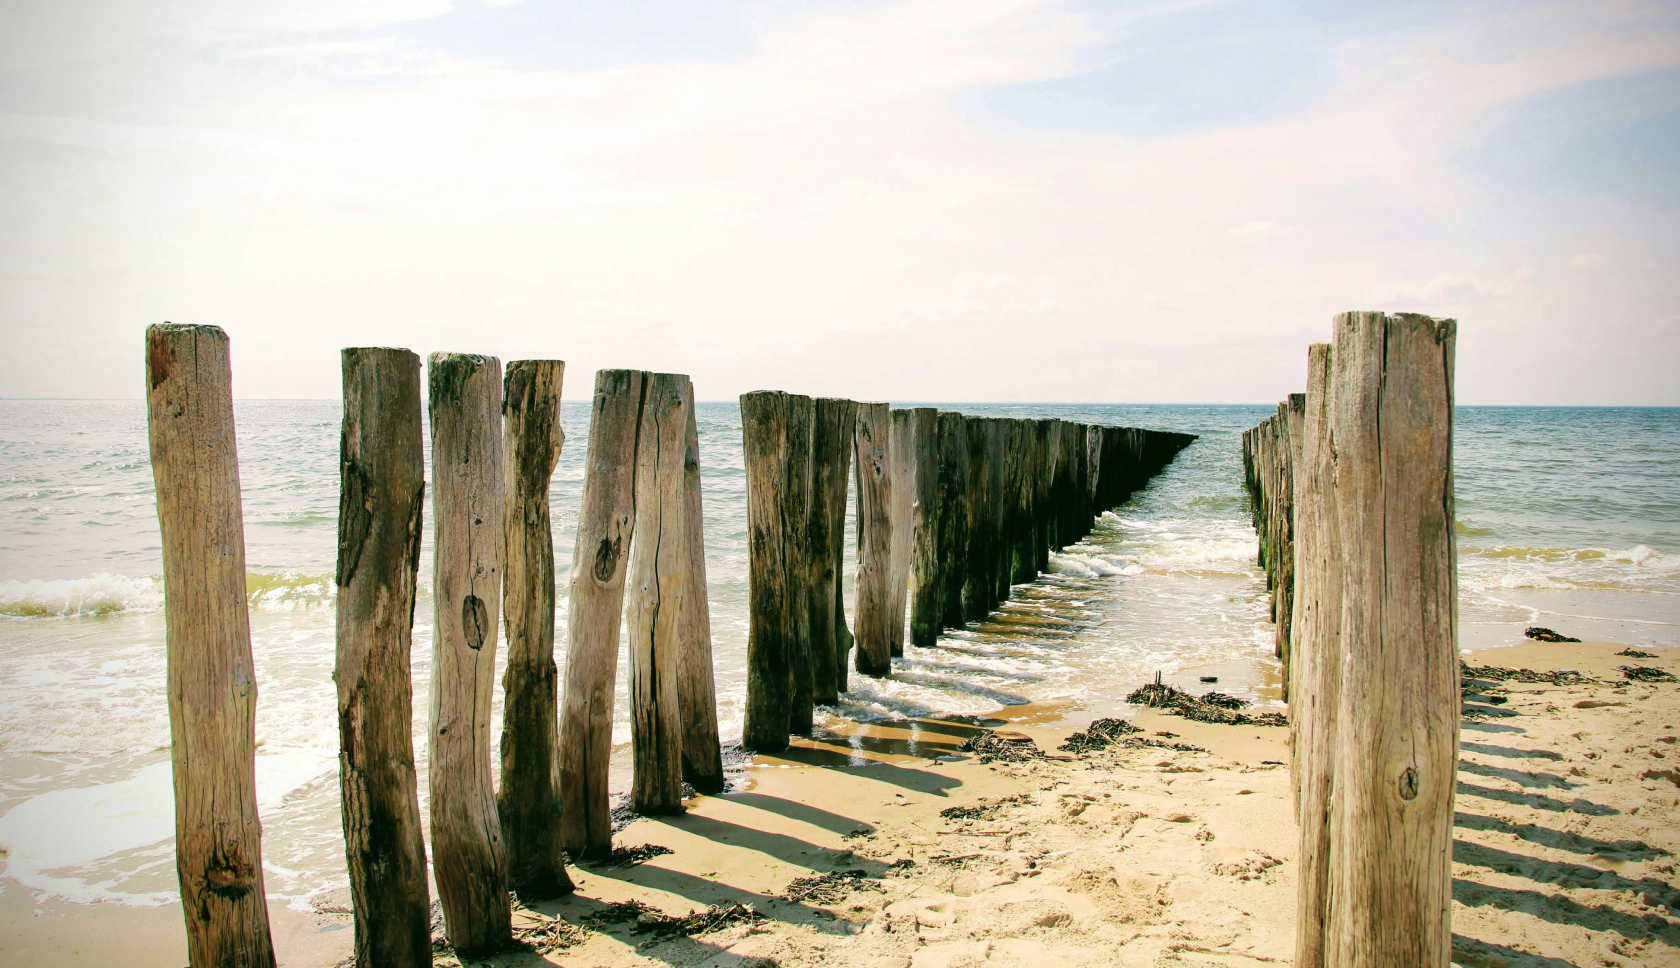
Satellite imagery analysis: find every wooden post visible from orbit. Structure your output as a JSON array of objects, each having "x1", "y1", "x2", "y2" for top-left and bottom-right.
[
  {"x1": 989, "y1": 417, "x2": 1012, "y2": 602},
  {"x1": 427, "y1": 352, "x2": 511, "y2": 955},
  {"x1": 784, "y1": 394, "x2": 817, "y2": 734},
  {"x1": 1032, "y1": 419, "x2": 1055, "y2": 573},
  {"x1": 496, "y1": 360, "x2": 574, "y2": 900},
  {"x1": 1292, "y1": 344, "x2": 1340, "y2": 968},
  {"x1": 907, "y1": 407, "x2": 941, "y2": 648},
  {"x1": 336, "y1": 348, "x2": 432, "y2": 967},
  {"x1": 628, "y1": 373, "x2": 689, "y2": 815},
  {"x1": 887, "y1": 408, "x2": 914, "y2": 657},
  {"x1": 936, "y1": 411, "x2": 969, "y2": 629},
  {"x1": 808, "y1": 398, "x2": 850, "y2": 705},
  {"x1": 832, "y1": 399, "x2": 858, "y2": 693},
  {"x1": 676, "y1": 377, "x2": 724, "y2": 794},
  {"x1": 961, "y1": 417, "x2": 991, "y2": 621},
  {"x1": 1326, "y1": 312, "x2": 1458, "y2": 967},
  {"x1": 558, "y1": 369, "x2": 646, "y2": 859},
  {"x1": 741, "y1": 390, "x2": 792, "y2": 751},
  {"x1": 853, "y1": 401, "x2": 893, "y2": 677},
  {"x1": 145, "y1": 324, "x2": 276, "y2": 968},
  {"x1": 1010, "y1": 418, "x2": 1036, "y2": 585}
]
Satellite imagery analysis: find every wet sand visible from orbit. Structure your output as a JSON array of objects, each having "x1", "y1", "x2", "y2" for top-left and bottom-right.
[{"x1": 3, "y1": 641, "x2": 1676, "y2": 967}]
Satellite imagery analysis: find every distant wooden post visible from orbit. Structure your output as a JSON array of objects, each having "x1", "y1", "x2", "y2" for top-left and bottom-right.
[
  {"x1": 336, "y1": 347, "x2": 432, "y2": 967},
  {"x1": 741, "y1": 391, "x2": 792, "y2": 751},
  {"x1": 989, "y1": 417, "x2": 1013, "y2": 602},
  {"x1": 145, "y1": 323, "x2": 276, "y2": 968},
  {"x1": 961, "y1": 417, "x2": 992, "y2": 621},
  {"x1": 808, "y1": 398, "x2": 850, "y2": 705},
  {"x1": 887, "y1": 408, "x2": 915, "y2": 657},
  {"x1": 628, "y1": 373, "x2": 689, "y2": 815},
  {"x1": 832, "y1": 399, "x2": 859, "y2": 692},
  {"x1": 427, "y1": 352, "x2": 511, "y2": 955},
  {"x1": 784, "y1": 394, "x2": 817, "y2": 735},
  {"x1": 1292, "y1": 344, "x2": 1340, "y2": 968},
  {"x1": 1009, "y1": 419, "x2": 1036, "y2": 585},
  {"x1": 936, "y1": 411, "x2": 969, "y2": 629},
  {"x1": 676, "y1": 377, "x2": 725, "y2": 794},
  {"x1": 1326, "y1": 312, "x2": 1458, "y2": 967},
  {"x1": 907, "y1": 407, "x2": 941, "y2": 647},
  {"x1": 1032, "y1": 419, "x2": 1055, "y2": 573},
  {"x1": 559, "y1": 369, "x2": 647, "y2": 859},
  {"x1": 853, "y1": 402, "x2": 893, "y2": 676},
  {"x1": 496, "y1": 360, "x2": 574, "y2": 900}
]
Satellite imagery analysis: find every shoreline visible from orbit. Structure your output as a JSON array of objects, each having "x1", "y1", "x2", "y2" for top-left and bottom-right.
[{"x1": 2, "y1": 640, "x2": 1676, "y2": 967}]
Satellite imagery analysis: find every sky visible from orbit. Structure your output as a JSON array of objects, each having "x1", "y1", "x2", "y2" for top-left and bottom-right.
[{"x1": 1, "y1": 0, "x2": 1676, "y2": 405}]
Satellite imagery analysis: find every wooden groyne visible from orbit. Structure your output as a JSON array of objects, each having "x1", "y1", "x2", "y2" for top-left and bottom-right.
[
  {"x1": 737, "y1": 398, "x2": 1196, "y2": 736},
  {"x1": 1244, "y1": 313, "x2": 1459, "y2": 968}
]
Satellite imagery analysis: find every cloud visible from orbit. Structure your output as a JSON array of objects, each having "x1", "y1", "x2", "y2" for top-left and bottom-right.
[
  {"x1": 1570, "y1": 252, "x2": 1607, "y2": 269},
  {"x1": 1226, "y1": 221, "x2": 1293, "y2": 244},
  {"x1": 1370, "y1": 275, "x2": 1503, "y2": 308}
]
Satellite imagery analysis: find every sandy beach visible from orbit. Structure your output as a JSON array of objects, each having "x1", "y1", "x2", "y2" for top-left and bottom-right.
[{"x1": 8, "y1": 639, "x2": 1673, "y2": 968}]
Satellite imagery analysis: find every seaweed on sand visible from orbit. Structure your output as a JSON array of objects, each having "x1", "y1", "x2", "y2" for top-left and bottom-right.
[
  {"x1": 1460, "y1": 660, "x2": 1595, "y2": 686},
  {"x1": 1126, "y1": 673, "x2": 1287, "y2": 727},
  {"x1": 1621, "y1": 665, "x2": 1677, "y2": 683},
  {"x1": 960, "y1": 729, "x2": 1043, "y2": 763}
]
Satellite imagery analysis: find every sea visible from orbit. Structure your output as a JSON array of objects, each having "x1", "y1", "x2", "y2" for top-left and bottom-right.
[{"x1": 0, "y1": 401, "x2": 1675, "y2": 913}]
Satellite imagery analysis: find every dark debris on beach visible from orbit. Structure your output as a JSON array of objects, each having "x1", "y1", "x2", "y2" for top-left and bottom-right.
[
  {"x1": 1461, "y1": 660, "x2": 1595, "y2": 686},
  {"x1": 960, "y1": 729, "x2": 1043, "y2": 763},
  {"x1": 1621, "y1": 665, "x2": 1677, "y2": 683},
  {"x1": 1125, "y1": 674, "x2": 1287, "y2": 727}
]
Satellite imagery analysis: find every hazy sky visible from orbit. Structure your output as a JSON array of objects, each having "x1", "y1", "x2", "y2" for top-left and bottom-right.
[{"x1": 2, "y1": 0, "x2": 1676, "y2": 404}]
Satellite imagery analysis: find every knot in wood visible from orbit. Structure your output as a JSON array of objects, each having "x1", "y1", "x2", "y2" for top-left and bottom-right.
[
  {"x1": 462, "y1": 594, "x2": 489, "y2": 650},
  {"x1": 593, "y1": 535, "x2": 621, "y2": 582},
  {"x1": 1398, "y1": 765, "x2": 1420, "y2": 801}
]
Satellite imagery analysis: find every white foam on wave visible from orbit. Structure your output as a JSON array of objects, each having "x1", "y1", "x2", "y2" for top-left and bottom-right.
[
  {"x1": 0, "y1": 749, "x2": 338, "y2": 907},
  {"x1": 1459, "y1": 543, "x2": 1680, "y2": 594},
  {"x1": 1047, "y1": 552, "x2": 1138, "y2": 577},
  {"x1": 0, "y1": 573, "x2": 163, "y2": 617}
]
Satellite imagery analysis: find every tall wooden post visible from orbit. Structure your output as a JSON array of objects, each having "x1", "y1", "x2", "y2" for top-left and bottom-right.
[
  {"x1": 853, "y1": 402, "x2": 893, "y2": 677},
  {"x1": 741, "y1": 391, "x2": 792, "y2": 751},
  {"x1": 887, "y1": 408, "x2": 915, "y2": 657},
  {"x1": 559, "y1": 369, "x2": 647, "y2": 859},
  {"x1": 497, "y1": 360, "x2": 574, "y2": 900},
  {"x1": 907, "y1": 407, "x2": 941, "y2": 647},
  {"x1": 427, "y1": 352, "x2": 511, "y2": 955},
  {"x1": 784, "y1": 394, "x2": 817, "y2": 735},
  {"x1": 936, "y1": 411, "x2": 969, "y2": 629},
  {"x1": 989, "y1": 417, "x2": 1012, "y2": 602},
  {"x1": 1032, "y1": 419, "x2": 1055, "y2": 573},
  {"x1": 336, "y1": 347, "x2": 431, "y2": 967},
  {"x1": 1292, "y1": 344, "x2": 1340, "y2": 968},
  {"x1": 832, "y1": 399, "x2": 859, "y2": 693},
  {"x1": 628, "y1": 373, "x2": 689, "y2": 815},
  {"x1": 145, "y1": 323, "x2": 276, "y2": 968},
  {"x1": 676, "y1": 378, "x2": 724, "y2": 794},
  {"x1": 961, "y1": 417, "x2": 991, "y2": 621},
  {"x1": 1009, "y1": 419, "x2": 1036, "y2": 585},
  {"x1": 1326, "y1": 312, "x2": 1458, "y2": 967},
  {"x1": 808, "y1": 398, "x2": 849, "y2": 705}
]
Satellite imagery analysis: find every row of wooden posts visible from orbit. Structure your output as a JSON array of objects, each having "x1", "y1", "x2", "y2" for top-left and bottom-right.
[
  {"x1": 146, "y1": 326, "x2": 725, "y2": 966},
  {"x1": 737, "y1": 392, "x2": 1197, "y2": 753},
  {"x1": 143, "y1": 321, "x2": 1198, "y2": 968},
  {"x1": 1242, "y1": 312, "x2": 1459, "y2": 967}
]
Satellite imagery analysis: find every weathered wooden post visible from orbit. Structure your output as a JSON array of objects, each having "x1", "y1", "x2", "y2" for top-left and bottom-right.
[
  {"x1": 145, "y1": 324, "x2": 276, "y2": 968},
  {"x1": 336, "y1": 347, "x2": 432, "y2": 967},
  {"x1": 887, "y1": 408, "x2": 915, "y2": 657},
  {"x1": 1326, "y1": 312, "x2": 1458, "y2": 967},
  {"x1": 853, "y1": 402, "x2": 893, "y2": 676},
  {"x1": 990, "y1": 417, "x2": 1013, "y2": 601},
  {"x1": 784, "y1": 394, "x2": 817, "y2": 734},
  {"x1": 1010, "y1": 418, "x2": 1036, "y2": 585},
  {"x1": 676, "y1": 377, "x2": 725, "y2": 794},
  {"x1": 741, "y1": 390, "x2": 792, "y2": 750},
  {"x1": 427, "y1": 352, "x2": 512, "y2": 955},
  {"x1": 831, "y1": 399, "x2": 859, "y2": 692},
  {"x1": 628, "y1": 373, "x2": 690, "y2": 815},
  {"x1": 497, "y1": 360, "x2": 574, "y2": 901},
  {"x1": 936, "y1": 411, "x2": 969, "y2": 629},
  {"x1": 961, "y1": 417, "x2": 992, "y2": 621},
  {"x1": 559, "y1": 369, "x2": 646, "y2": 859},
  {"x1": 1292, "y1": 344, "x2": 1340, "y2": 968},
  {"x1": 808, "y1": 398, "x2": 851, "y2": 705},
  {"x1": 907, "y1": 407, "x2": 941, "y2": 647},
  {"x1": 1033, "y1": 419, "x2": 1056, "y2": 572}
]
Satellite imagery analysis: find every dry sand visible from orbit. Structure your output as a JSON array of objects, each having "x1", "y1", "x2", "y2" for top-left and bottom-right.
[{"x1": 3, "y1": 641, "x2": 1676, "y2": 967}]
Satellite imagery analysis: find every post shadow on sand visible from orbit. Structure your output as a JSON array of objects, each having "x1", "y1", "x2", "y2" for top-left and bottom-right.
[
  {"x1": 763, "y1": 752, "x2": 967, "y2": 796},
  {"x1": 1462, "y1": 719, "x2": 1527, "y2": 734},
  {"x1": 1456, "y1": 780, "x2": 1619, "y2": 816},
  {"x1": 1461, "y1": 741, "x2": 1564, "y2": 761},
  {"x1": 1455, "y1": 811, "x2": 1669, "y2": 860},
  {"x1": 1451, "y1": 934, "x2": 1585, "y2": 968},
  {"x1": 511, "y1": 889, "x2": 775, "y2": 968},
  {"x1": 1453, "y1": 839, "x2": 1680, "y2": 899},
  {"x1": 1458, "y1": 758, "x2": 1582, "y2": 790},
  {"x1": 721, "y1": 792, "x2": 883, "y2": 836},
  {"x1": 652, "y1": 811, "x2": 889, "y2": 872},
  {"x1": 1453, "y1": 879, "x2": 1680, "y2": 947}
]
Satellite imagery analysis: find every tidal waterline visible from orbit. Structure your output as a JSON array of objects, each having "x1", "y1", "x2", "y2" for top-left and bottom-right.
[{"x1": 0, "y1": 401, "x2": 1674, "y2": 909}]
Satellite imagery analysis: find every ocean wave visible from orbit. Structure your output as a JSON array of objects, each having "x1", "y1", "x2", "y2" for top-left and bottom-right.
[
  {"x1": 0, "y1": 574, "x2": 164, "y2": 617},
  {"x1": 1047, "y1": 552, "x2": 1137, "y2": 578},
  {"x1": 0, "y1": 570, "x2": 347, "y2": 618},
  {"x1": 1459, "y1": 543, "x2": 1680, "y2": 593}
]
